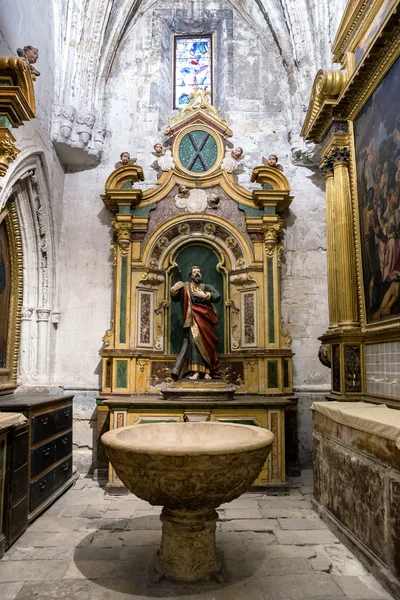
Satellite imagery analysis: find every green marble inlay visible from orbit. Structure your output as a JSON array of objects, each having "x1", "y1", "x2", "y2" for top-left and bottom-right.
[
  {"x1": 179, "y1": 130, "x2": 218, "y2": 172},
  {"x1": 0, "y1": 115, "x2": 12, "y2": 131},
  {"x1": 118, "y1": 205, "x2": 131, "y2": 214},
  {"x1": 268, "y1": 361, "x2": 279, "y2": 389},
  {"x1": 119, "y1": 256, "x2": 127, "y2": 344},
  {"x1": 116, "y1": 361, "x2": 128, "y2": 388},
  {"x1": 238, "y1": 204, "x2": 263, "y2": 217},
  {"x1": 263, "y1": 206, "x2": 275, "y2": 214},
  {"x1": 262, "y1": 183, "x2": 273, "y2": 190},
  {"x1": 267, "y1": 258, "x2": 275, "y2": 344},
  {"x1": 133, "y1": 203, "x2": 157, "y2": 217},
  {"x1": 121, "y1": 182, "x2": 133, "y2": 190}
]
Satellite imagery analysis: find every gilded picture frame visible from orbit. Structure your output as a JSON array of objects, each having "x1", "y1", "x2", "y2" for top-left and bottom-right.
[
  {"x1": 352, "y1": 56, "x2": 400, "y2": 328},
  {"x1": 0, "y1": 200, "x2": 23, "y2": 394}
]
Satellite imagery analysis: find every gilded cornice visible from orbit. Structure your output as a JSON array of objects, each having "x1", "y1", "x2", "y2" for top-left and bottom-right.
[
  {"x1": 0, "y1": 56, "x2": 36, "y2": 123},
  {"x1": 300, "y1": 69, "x2": 348, "y2": 142},
  {"x1": 303, "y1": 6, "x2": 400, "y2": 144},
  {"x1": 332, "y1": 0, "x2": 370, "y2": 63},
  {"x1": 332, "y1": 0, "x2": 397, "y2": 64}
]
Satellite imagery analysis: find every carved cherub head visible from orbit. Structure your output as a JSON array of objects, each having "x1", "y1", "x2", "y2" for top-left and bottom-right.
[
  {"x1": 232, "y1": 147, "x2": 244, "y2": 160},
  {"x1": 178, "y1": 184, "x2": 190, "y2": 198},
  {"x1": 23, "y1": 46, "x2": 38, "y2": 64},
  {"x1": 120, "y1": 152, "x2": 131, "y2": 165},
  {"x1": 262, "y1": 154, "x2": 283, "y2": 171},
  {"x1": 153, "y1": 143, "x2": 164, "y2": 156}
]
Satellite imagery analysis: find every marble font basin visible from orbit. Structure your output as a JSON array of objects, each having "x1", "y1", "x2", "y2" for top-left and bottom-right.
[{"x1": 102, "y1": 422, "x2": 274, "y2": 582}]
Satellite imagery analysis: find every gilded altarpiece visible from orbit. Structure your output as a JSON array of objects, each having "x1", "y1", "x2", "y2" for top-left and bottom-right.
[
  {"x1": 302, "y1": 0, "x2": 400, "y2": 404},
  {"x1": 98, "y1": 91, "x2": 296, "y2": 490}
]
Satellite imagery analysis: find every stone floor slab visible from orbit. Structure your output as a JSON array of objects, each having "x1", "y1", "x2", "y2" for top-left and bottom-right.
[
  {"x1": 0, "y1": 582, "x2": 24, "y2": 600},
  {"x1": 15, "y1": 579, "x2": 93, "y2": 600},
  {"x1": 0, "y1": 559, "x2": 70, "y2": 582},
  {"x1": 259, "y1": 573, "x2": 347, "y2": 599},
  {"x1": 274, "y1": 528, "x2": 339, "y2": 545},
  {"x1": 277, "y1": 517, "x2": 327, "y2": 530},
  {"x1": 334, "y1": 575, "x2": 393, "y2": 600},
  {"x1": 219, "y1": 508, "x2": 263, "y2": 520},
  {"x1": 220, "y1": 519, "x2": 277, "y2": 532}
]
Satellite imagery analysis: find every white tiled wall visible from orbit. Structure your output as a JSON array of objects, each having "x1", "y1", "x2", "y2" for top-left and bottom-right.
[{"x1": 365, "y1": 342, "x2": 400, "y2": 399}]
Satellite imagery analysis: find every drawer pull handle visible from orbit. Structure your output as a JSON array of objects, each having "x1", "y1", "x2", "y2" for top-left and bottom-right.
[
  {"x1": 64, "y1": 410, "x2": 70, "y2": 417},
  {"x1": 41, "y1": 417, "x2": 49, "y2": 426},
  {"x1": 61, "y1": 438, "x2": 68, "y2": 445},
  {"x1": 43, "y1": 448, "x2": 51, "y2": 456},
  {"x1": 63, "y1": 463, "x2": 69, "y2": 471},
  {"x1": 40, "y1": 480, "x2": 46, "y2": 490}
]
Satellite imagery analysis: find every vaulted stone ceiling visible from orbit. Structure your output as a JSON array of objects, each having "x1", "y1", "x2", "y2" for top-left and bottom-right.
[{"x1": 54, "y1": 0, "x2": 346, "y2": 120}]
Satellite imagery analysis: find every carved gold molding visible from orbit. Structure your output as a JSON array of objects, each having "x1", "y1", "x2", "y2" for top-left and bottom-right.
[
  {"x1": 0, "y1": 130, "x2": 19, "y2": 177},
  {"x1": 112, "y1": 220, "x2": 133, "y2": 257},
  {"x1": 164, "y1": 87, "x2": 232, "y2": 137},
  {"x1": 0, "y1": 56, "x2": 36, "y2": 123},
  {"x1": 0, "y1": 200, "x2": 23, "y2": 393},
  {"x1": 301, "y1": 69, "x2": 348, "y2": 142},
  {"x1": 264, "y1": 223, "x2": 282, "y2": 258}
]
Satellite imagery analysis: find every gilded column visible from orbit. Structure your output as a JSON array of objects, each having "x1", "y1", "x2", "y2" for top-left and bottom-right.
[
  {"x1": 263, "y1": 221, "x2": 282, "y2": 346},
  {"x1": 111, "y1": 216, "x2": 133, "y2": 349},
  {"x1": 320, "y1": 158, "x2": 339, "y2": 328},
  {"x1": 331, "y1": 147, "x2": 359, "y2": 328}
]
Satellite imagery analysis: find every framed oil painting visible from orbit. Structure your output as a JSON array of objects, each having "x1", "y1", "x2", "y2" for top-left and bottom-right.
[
  {"x1": 354, "y1": 55, "x2": 400, "y2": 325},
  {"x1": 0, "y1": 202, "x2": 22, "y2": 394}
]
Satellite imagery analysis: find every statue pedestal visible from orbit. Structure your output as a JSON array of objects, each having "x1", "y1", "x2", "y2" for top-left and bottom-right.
[{"x1": 160, "y1": 380, "x2": 236, "y2": 402}]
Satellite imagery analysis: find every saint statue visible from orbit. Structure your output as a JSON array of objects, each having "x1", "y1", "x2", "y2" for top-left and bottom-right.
[{"x1": 170, "y1": 265, "x2": 221, "y2": 381}]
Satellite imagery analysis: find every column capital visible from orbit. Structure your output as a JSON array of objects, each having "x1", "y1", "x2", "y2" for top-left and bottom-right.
[
  {"x1": 329, "y1": 146, "x2": 350, "y2": 166},
  {"x1": 112, "y1": 219, "x2": 133, "y2": 256},
  {"x1": 36, "y1": 308, "x2": 51, "y2": 322},
  {"x1": 264, "y1": 222, "x2": 282, "y2": 257},
  {"x1": 319, "y1": 158, "x2": 334, "y2": 177}
]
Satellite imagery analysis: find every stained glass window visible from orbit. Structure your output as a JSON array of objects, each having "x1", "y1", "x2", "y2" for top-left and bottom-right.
[{"x1": 174, "y1": 36, "x2": 212, "y2": 109}]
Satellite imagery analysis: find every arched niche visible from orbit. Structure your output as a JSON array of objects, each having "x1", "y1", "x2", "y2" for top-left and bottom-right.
[
  {"x1": 0, "y1": 153, "x2": 58, "y2": 384},
  {"x1": 169, "y1": 243, "x2": 225, "y2": 356}
]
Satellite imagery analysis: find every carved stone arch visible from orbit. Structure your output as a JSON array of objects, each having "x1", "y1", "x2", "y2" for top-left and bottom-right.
[
  {"x1": 0, "y1": 152, "x2": 58, "y2": 383},
  {"x1": 143, "y1": 214, "x2": 254, "y2": 272}
]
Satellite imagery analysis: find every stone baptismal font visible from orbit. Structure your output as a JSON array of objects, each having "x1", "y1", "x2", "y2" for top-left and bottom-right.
[{"x1": 102, "y1": 421, "x2": 274, "y2": 582}]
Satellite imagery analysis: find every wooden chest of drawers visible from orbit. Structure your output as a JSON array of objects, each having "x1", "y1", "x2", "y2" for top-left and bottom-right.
[{"x1": 0, "y1": 394, "x2": 77, "y2": 523}]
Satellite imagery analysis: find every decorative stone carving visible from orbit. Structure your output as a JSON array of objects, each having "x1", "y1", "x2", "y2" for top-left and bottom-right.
[
  {"x1": 74, "y1": 113, "x2": 95, "y2": 148},
  {"x1": 51, "y1": 104, "x2": 77, "y2": 142},
  {"x1": 51, "y1": 105, "x2": 108, "y2": 171}
]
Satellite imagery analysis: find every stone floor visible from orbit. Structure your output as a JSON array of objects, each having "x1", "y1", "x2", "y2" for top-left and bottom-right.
[{"x1": 0, "y1": 471, "x2": 394, "y2": 600}]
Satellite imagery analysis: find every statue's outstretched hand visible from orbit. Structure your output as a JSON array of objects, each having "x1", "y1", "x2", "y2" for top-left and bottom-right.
[{"x1": 171, "y1": 281, "x2": 184, "y2": 294}]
